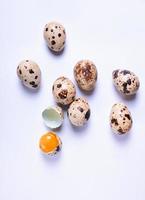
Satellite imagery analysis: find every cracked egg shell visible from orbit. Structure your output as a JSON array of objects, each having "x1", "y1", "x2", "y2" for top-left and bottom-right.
[
  {"x1": 110, "y1": 103, "x2": 133, "y2": 134},
  {"x1": 17, "y1": 60, "x2": 41, "y2": 89},
  {"x1": 67, "y1": 97, "x2": 91, "y2": 127},
  {"x1": 42, "y1": 106, "x2": 64, "y2": 129},
  {"x1": 74, "y1": 60, "x2": 98, "y2": 91},
  {"x1": 39, "y1": 132, "x2": 62, "y2": 155},
  {"x1": 43, "y1": 21, "x2": 66, "y2": 52},
  {"x1": 112, "y1": 69, "x2": 140, "y2": 96},
  {"x1": 52, "y1": 76, "x2": 76, "y2": 105}
]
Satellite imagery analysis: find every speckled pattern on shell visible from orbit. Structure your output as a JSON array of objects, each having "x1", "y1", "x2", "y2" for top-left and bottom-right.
[
  {"x1": 110, "y1": 103, "x2": 133, "y2": 134},
  {"x1": 68, "y1": 97, "x2": 91, "y2": 126},
  {"x1": 112, "y1": 69, "x2": 140, "y2": 95},
  {"x1": 74, "y1": 60, "x2": 97, "y2": 91},
  {"x1": 52, "y1": 77, "x2": 76, "y2": 105},
  {"x1": 43, "y1": 22, "x2": 66, "y2": 52},
  {"x1": 17, "y1": 60, "x2": 41, "y2": 89}
]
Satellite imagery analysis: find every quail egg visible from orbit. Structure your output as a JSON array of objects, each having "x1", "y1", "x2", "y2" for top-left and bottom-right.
[
  {"x1": 110, "y1": 103, "x2": 133, "y2": 134},
  {"x1": 39, "y1": 132, "x2": 62, "y2": 155},
  {"x1": 52, "y1": 76, "x2": 76, "y2": 105},
  {"x1": 42, "y1": 106, "x2": 64, "y2": 129},
  {"x1": 68, "y1": 97, "x2": 91, "y2": 126},
  {"x1": 17, "y1": 60, "x2": 41, "y2": 89},
  {"x1": 43, "y1": 21, "x2": 66, "y2": 52},
  {"x1": 112, "y1": 69, "x2": 140, "y2": 96},
  {"x1": 74, "y1": 60, "x2": 98, "y2": 91}
]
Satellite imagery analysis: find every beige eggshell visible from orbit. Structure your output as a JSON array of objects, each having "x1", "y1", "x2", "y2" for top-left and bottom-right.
[
  {"x1": 68, "y1": 97, "x2": 91, "y2": 126},
  {"x1": 74, "y1": 60, "x2": 97, "y2": 91},
  {"x1": 17, "y1": 60, "x2": 41, "y2": 89},
  {"x1": 43, "y1": 21, "x2": 66, "y2": 52},
  {"x1": 110, "y1": 103, "x2": 133, "y2": 134},
  {"x1": 112, "y1": 69, "x2": 140, "y2": 96}
]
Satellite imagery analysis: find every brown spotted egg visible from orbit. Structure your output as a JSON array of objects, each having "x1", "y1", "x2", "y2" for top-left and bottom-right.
[
  {"x1": 74, "y1": 60, "x2": 98, "y2": 91},
  {"x1": 43, "y1": 22, "x2": 66, "y2": 52},
  {"x1": 68, "y1": 97, "x2": 91, "y2": 126},
  {"x1": 110, "y1": 103, "x2": 133, "y2": 134},
  {"x1": 52, "y1": 77, "x2": 76, "y2": 105},
  {"x1": 112, "y1": 69, "x2": 140, "y2": 96},
  {"x1": 17, "y1": 60, "x2": 41, "y2": 89}
]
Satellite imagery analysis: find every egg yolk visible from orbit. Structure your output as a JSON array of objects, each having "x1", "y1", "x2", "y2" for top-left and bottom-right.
[{"x1": 39, "y1": 132, "x2": 59, "y2": 153}]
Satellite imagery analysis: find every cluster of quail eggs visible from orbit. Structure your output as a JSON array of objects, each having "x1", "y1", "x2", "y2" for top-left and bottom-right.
[
  {"x1": 110, "y1": 69, "x2": 140, "y2": 134},
  {"x1": 17, "y1": 21, "x2": 140, "y2": 156},
  {"x1": 40, "y1": 59, "x2": 98, "y2": 155}
]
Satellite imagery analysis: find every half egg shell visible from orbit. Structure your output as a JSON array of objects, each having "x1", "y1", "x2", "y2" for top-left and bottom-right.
[{"x1": 42, "y1": 106, "x2": 64, "y2": 129}]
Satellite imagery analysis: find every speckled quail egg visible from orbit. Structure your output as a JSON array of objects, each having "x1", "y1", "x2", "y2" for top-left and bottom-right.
[
  {"x1": 43, "y1": 21, "x2": 66, "y2": 52},
  {"x1": 52, "y1": 76, "x2": 76, "y2": 105},
  {"x1": 74, "y1": 60, "x2": 98, "y2": 91},
  {"x1": 67, "y1": 97, "x2": 91, "y2": 127},
  {"x1": 110, "y1": 103, "x2": 133, "y2": 134},
  {"x1": 112, "y1": 69, "x2": 140, "y2": 96},
  {"x1": 39, "y1": 132, "x2": 62, "y2": 155},
  {"x1": 42, "y1": 106, "x2": 64, "y2": 129},
  {"x1": 17, "y1": 60, "x2": 41, "y2": 89}
]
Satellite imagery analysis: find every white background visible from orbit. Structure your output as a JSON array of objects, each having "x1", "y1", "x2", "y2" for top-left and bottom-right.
[{"x1": 1, "y1": 0, "x2": 145, "y2": 199}]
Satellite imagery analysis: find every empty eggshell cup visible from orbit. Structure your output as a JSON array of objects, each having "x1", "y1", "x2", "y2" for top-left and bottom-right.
[{"x1": 42, "y1": 106, "x2": 64, "y2": 129}]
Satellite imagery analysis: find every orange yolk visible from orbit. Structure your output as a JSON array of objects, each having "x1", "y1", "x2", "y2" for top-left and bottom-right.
[{"x1": 39, "y1": 132, "x2": 59, "y2": 153}]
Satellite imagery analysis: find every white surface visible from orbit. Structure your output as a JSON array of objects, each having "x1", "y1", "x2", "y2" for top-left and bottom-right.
[{"x1": 1, "y1": 0, "x2": 145, "y2": 199}]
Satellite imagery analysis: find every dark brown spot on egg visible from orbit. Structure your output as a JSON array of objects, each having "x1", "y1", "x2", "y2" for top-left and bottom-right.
[
  {"x1": 118, "y1": 127, "x2": 124, "y2": 134},
  {"x1": 111, "y1": 118, "x2": 118, "y2": 126},
  {"x1": 56, "y1": 145, "x2": 61, "y2": 152},
  {"x1": 35, "y1": 76, "x2": 38, "y2": 79},
  {"x1": 45, "y1": 28, "x2": 48, "y2": 31},
  {"x1": 121, "y1": 70, "x2": 131, "y2": 75},
  {"x1": 127, "y1": 79, "x2": 131, "y2": 85},
  {"x1": 29, "y1": 81, "x2": 35, "y2": 85},
  {"x1": 19, "y1": 69, "x2": 22, "y2": 74},
  {"x1": 57, "y1": 84, "x2": 62, "y2": 88},
  {"x1": 125, "y1": 114, "x2": 131, "y2": 120},
  {"x1": 85, "y1": 109, "x2": 90, "y2": 120},
  {"x1": 58, "y1": 90, "x2": 68, "y2": 99},
  {"x1": 32, "y1": 84, "x2": 38, "y2": 88},
  {"x1": 58, "y1": 33, "x2": 61, "y2": 37},
  {"x1": 29, "y1": 69, "x2": 34, "y2": 74},
  {"x1": 51, "y1": 40, "x2": 56, "y2": 45},
  {"x1": 77, "y1": 107, "x2": 84, "y2": 112},
  {"x1": 113, "y1": 70, "x2": 119, "y2": 79},
  {"x1": 122, "y1": 82, "x2": 130, "y2": 94}
]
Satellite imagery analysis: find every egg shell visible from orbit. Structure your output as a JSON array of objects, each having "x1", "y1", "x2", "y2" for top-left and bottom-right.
[
  {"x1": 110, "y1": 103, "x2": 133, "y2": 134},
  {"x1": 52, "y1": 76, "x2": 76, "y2": 105},
  {"x1": 68, "y1": 97, "x2": 91, "y2": 127},
  {"x1": 17, "y1": 60, "x2": 41, "y2": 89},
  {"x1": 43, "y1": 21, "x2": 66, "y2": 52},
  {"x1": 42, "y1": 106, "x2": 64, "y2": 129},
  {"x1": 112, "y1": 69, "x2": 140, "y2": 96},
  {"x1": 39, "y1": 132, "x2": 62, "y2": 156},
  {"x1": 74, "y1": 60, "x2": 98, "y2": 91}
]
